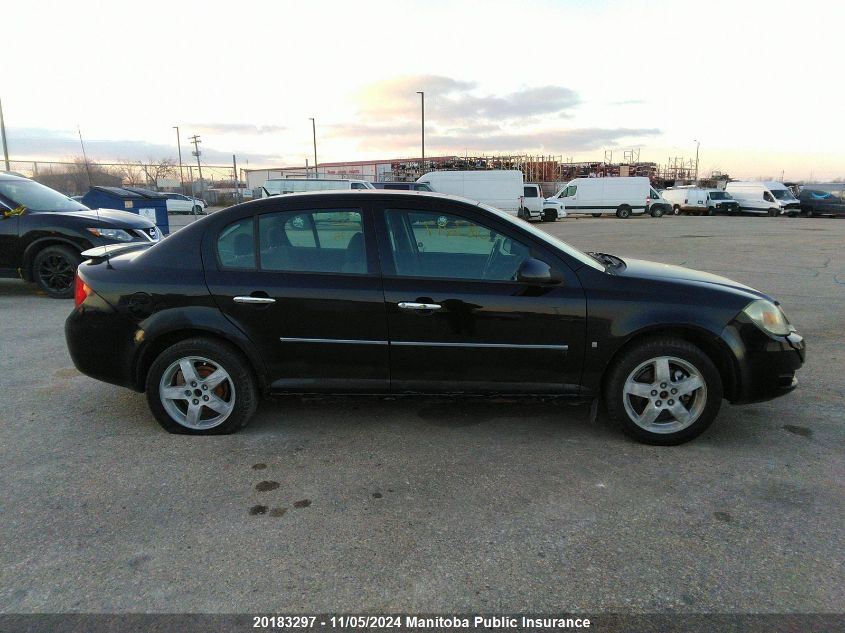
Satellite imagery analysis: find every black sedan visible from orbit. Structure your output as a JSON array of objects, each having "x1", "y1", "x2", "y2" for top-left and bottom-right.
[{"x1": 65, "y1": 191, "x2": 805, "y2": 444}]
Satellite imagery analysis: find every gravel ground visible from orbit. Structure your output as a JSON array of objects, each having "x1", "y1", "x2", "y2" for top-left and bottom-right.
[{"x1": 0, "y1": 214, "x2": 842, "y2": 614}]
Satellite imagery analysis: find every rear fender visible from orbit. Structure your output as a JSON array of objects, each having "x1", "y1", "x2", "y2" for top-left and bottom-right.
[{"x1": 133, "y1": 306, "x2": 268, "y2": 393}]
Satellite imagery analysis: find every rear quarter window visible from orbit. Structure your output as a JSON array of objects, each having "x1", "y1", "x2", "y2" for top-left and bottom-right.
[{"x1": 217, "y1": 217, "x2": 256, "y2": 269}]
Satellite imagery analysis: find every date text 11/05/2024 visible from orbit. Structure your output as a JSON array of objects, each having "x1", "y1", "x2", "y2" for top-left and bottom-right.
[{"x1": 252, "y1": 615, "x2": 591, "y2": 629}]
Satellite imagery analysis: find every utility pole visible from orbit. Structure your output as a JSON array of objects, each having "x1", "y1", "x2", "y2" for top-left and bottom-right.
[
  {"x1": 416, "y1": 91, "x2": 425, "y2": 172},
  {"x1": 173, "y1": 126, "x2": 185, "y2": 194},
  {"x1": 232, "y1": 154, "x2": 241, "y2": 204},
  {"x1": 309, "y1": 118, "x2": 318, "y2": 178},
  {"x1": 77, "y1": 126, "x2": 93, "y2": 188},
  {"x1": 0, "y1": 97, "x2": 10, "y2": 171},
  {"x1": 188, "y1": 135, "x2": 204, "y2": 200},
  {"x1": 694, "y1": 139, "x2": 700, "y2": 182}
]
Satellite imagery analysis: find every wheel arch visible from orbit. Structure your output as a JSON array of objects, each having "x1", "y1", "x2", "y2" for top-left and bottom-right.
[
  {"x1": 22, "y1": 237, "x2": 85, "y2": 281},
  {"x1": 133, "y1": 325, "x2": 268, "y2": 395},
  {"x1": 599, "y1": 324, "x2": 739, "y2": 401}
]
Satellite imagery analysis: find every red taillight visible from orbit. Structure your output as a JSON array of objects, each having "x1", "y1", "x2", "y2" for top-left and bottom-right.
[{"x1": 74, "y1": 274, "x2": 92, "y2": 308}]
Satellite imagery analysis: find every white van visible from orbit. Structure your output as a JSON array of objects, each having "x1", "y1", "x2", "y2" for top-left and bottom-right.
[
  {"x1": 552, "y1": 176, "x2": 670, "y2": 218},
  {"x1": 417, "y1": 170, "x2": 540, "y2": 220},
  {"x1": 522, "y1": 184, "x2": 549, "y2": 221},
  {"x1": 262, "y1": 178, "x2": 374, "y2": 197},
  {"x1": 724, "y1": 181, "x2": 801, "y2": 216},
  {"x1": 662, "y1": 187, "x2": 741, "y2": 215}
]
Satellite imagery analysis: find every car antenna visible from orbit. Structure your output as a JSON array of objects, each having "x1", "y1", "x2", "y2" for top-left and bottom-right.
[{"x1": 78, "y1": 124, "x2": 111, "y2": 268}]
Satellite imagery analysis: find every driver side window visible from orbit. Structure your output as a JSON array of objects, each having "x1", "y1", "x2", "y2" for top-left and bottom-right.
[{"x1": 384, "y1": 209, "x2": 531, "y2": 281}]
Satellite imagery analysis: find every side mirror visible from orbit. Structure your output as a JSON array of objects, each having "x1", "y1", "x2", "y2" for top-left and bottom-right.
[{"x1": 516, "y1": 257, "x2": 561, "y2": 284}]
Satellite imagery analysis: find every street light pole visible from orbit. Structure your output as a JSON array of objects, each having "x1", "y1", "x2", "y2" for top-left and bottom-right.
[
  {"x1": 309, "y1": 118, "x2": 318, "y2": 178},
  {"x1": 0, "y1": 97, "x2": 10, "y2": 171},
  {"x1": 173, "y1": 126, "x2": 185, "y2": 194},
  {"x1": 694, "y1": 139, "x2": 700, "y2": 182},
  {"x1": 416, "y1": 91, "x2": 425, "y2": 172}
]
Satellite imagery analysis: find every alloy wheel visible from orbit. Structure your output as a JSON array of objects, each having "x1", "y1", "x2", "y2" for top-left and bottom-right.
[
  {"x1": 159, "y1": 356, "x2": 236, "y2": 430},
  {"x1": 622, "y1": 355, "x2": 707, "y2": 434},
  {"x1": 38, "y1": 254, "x2": 75, "y2": 293}
]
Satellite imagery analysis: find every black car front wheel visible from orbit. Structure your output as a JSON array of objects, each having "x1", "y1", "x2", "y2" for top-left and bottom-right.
[
  {"x1": 604, "y1": 337, "x2": 723, "y2": 445},
  {"x1": 146, "y1": 337, "x2": 258, "y2": 434},
  {"x1": 33, "y1": 245, "x2": 80, "y2": 299}
]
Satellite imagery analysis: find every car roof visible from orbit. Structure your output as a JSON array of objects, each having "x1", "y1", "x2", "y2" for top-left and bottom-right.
[{"x1": 0, "y1": 172, "x2": 30, "y2": 181}]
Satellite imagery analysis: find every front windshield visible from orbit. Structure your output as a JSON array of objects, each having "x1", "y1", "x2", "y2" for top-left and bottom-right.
[
  {"x1": 770, "y1": 189, "x2": 795, "y2": 200},
  {"x1": 709, "y1": 191, "x2": 732, "y2": 200},
  {"x1": 0, "y1": 179, "x2": 88, "y2": 212},
  {"x1": 475, "y1": 201, "x2": 604, "y2": 271}
]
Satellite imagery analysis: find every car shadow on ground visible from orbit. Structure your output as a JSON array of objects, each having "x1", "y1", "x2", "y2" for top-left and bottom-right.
[
  {"x1": 238, "y1": 394, "x2": 801, "y2": 450},
  {"x1": 0, "y1": 280, "x2": 48, "y2": 297},
  {"x1": 243, "y1": 395, "x2": 629, "y2": 446}
]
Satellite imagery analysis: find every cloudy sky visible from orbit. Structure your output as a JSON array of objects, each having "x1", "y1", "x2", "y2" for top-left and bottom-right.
[{"x1": 3, "y1": 0, "x2": 841, "y2": 180}]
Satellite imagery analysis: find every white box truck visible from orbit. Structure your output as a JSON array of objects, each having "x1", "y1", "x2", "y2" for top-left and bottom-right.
[
  {"x1": 550, "y1": 176, "x2": 670, "y2": 218},
  {"x1": 417, "y1": 170, "x2": 540, "y2": 220},
  {"x1": 661, "y1": 187, "x2": 741, "y2": 215},
  {"x1": 724, "y1": 181, "x2": 801, "y2": 216}
]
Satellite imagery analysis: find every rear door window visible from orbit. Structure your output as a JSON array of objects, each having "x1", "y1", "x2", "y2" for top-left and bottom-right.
[{"x1": 258, "y1": 209, "x2": 367, "y2": 274}]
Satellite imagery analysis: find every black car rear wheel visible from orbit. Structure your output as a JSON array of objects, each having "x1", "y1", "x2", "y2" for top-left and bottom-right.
[
  {"x1": 604, "y1": 337, "x2": 723, "y2": 445},
  {"x1": 616, "y1": 205, "x2": 632, "y2": 219},
  {"x1": 33, "y1": 245, "x2": 80, "y2": 299},
  {"x1": 146, "y1": 337, "x2": 258, "y2": 435}
]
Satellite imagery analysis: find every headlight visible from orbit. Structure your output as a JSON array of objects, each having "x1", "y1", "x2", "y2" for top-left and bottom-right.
[
  {"x1": 87, "y1": 227, "x2": 135, "y2": 242},
  {"x1": 742, "y1": 299, "x2": 792, "y2": 336}
]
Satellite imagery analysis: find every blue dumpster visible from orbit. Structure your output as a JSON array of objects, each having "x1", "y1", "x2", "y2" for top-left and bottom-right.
[{"x1": 81, "y1": 186, "x2": 171, "y2": 235}]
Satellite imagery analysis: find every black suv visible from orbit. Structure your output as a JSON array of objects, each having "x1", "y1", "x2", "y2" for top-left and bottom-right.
[{"x1": 0, "y1": 173, "x2": 161, "y2": 298}]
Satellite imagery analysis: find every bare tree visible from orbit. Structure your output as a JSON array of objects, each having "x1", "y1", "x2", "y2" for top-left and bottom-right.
[
  {"x1": 116, "y1": 160, "x2": 145, "y2": 187},
  {"x1": 142, "y1": 158, "x2": 178, "y2": 189},
  {"x1": 32, "y1": 157, "x2": 120, "y2": 195}
]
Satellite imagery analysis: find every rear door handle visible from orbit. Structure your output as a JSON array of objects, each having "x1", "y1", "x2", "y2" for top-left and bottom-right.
[
  {"x1": 233, "y1": 296, "x2": 276, "y2": 304},
  {"x1": 398, "y1": 302, "x2": 442, "y2": 311}
]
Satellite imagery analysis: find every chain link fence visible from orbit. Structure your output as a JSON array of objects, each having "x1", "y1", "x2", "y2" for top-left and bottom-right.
[{"x1": 6, "y1": 159, "x2": 242, "y2": 204}]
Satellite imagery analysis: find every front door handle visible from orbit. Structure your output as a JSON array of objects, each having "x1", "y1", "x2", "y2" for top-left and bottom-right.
[
  {"x1": 233, "y1": 295, "x2": 276, "y2": 304},
  {"x1": 398, "y1": 302, "x2": 442, "y2": 311}
]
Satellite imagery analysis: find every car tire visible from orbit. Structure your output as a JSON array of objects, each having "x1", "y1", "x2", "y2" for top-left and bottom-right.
[
  {"x1": 604, "y1": 336, "x2": 723, "y2": 445},
  {"x1": 542, "y1": 209, "x2": 556, "y2": 222},
  {"x1": 804, "y1": 208, "x2": 814, "y2": 218},
  {"x1": 768, "y1": 208, "x2": 779, "y2": 217},
  {"x1": 592, "y1": 213, "x2": 602, "y2": 218},
  {"x1": 145, "y1": 337, "x2": 258, "y2": 435},
  {"x1": 650, "y1": 206, "x2": 665, "y2": 218},
  {"x1": 616, "y1": 205, "x2": 632, "y2": 219},
  {"x1": 672, "y1": 205, "x2": 681, "y2": 215},
  {"x1": 33, "y1": 245, "x2": 80, "y2": 299},
  {"x1": 193, "y1": 205, "x2": 203, "y2": 214}
]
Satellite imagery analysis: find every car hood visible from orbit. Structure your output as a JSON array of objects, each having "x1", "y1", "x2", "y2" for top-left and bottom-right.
[
  {"x1": 52, "y1": 208, "x2": 156, "y2": 228},
  {"x1": 616, "y1": 257, "x2": 771, "y2": 300}
]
